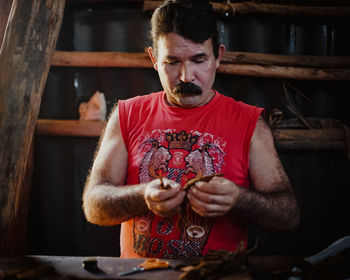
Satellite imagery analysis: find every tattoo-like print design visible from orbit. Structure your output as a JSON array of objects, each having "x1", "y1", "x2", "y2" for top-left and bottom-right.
[{"x1": 133, "y1": 129, "x2": 226, "y2": 258}]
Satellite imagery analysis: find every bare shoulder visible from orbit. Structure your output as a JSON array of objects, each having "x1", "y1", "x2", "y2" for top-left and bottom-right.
[
  {"x1": 88, "y1": 103, "x2": 128, "y2": 187},
  {"x1": 102, "y1": 104, "x2": 122, "y2": 140},
  {"x1": 249, "y1": 116, "x2": 291, "y2": 193},
  {"x1": 251, "y1": 116, "x2": 273, "y2": 144}
]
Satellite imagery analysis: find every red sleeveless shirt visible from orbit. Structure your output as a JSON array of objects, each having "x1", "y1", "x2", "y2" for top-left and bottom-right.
[{"x1": 118, "y1": 91, "x2": 263, "y2": 258}]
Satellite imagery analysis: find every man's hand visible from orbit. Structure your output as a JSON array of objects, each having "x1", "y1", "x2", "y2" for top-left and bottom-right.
[
  {"x1": 144, "y1": 178, "x2": 186, "y2": 217},
  {"x1": 187, "y1": 176, "x2": 239, "y2": 217}
]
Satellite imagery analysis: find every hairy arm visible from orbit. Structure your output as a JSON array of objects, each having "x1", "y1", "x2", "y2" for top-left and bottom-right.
[
  {"x1": 82, "y1": 105, "x2": 148, "y2": 226},
  {"x1": 234, "y1": 117, "x2": 300, "y2": 230},
  {"x1": 83, "y1": 105, "x2": 185, "y2": 226},
  {"x1": 188, "y1": 117, "x2": 300, "y2": 231}
]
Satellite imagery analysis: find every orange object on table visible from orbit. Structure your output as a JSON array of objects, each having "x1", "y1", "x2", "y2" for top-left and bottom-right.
[{"x1": 119, "y1": 258, "x2": 170, "y2": 276}]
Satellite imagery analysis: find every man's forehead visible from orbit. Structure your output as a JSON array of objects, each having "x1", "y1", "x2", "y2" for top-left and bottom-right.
[{"x1": 156, "y1": 33, "x2": 213, "y2": 56}]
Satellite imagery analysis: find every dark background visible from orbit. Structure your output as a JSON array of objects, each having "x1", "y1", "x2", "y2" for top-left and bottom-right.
[{"x1": 26, "y1": 2, "x2": 350, "y2": 257}]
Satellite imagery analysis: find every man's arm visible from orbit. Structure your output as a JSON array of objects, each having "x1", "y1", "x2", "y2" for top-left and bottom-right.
[
  {"x1": 234, "y1": 116, "x2": 300, "y2": 230},
  {"x1": 82, "y1": 105, "x2": 147, "y2": 226},
  {"x1": 83, "y1": 105, "x2": 185, "y2": 226},
  {"x1": 188, "y1": 117, "x2": 300, "y2": 231}
]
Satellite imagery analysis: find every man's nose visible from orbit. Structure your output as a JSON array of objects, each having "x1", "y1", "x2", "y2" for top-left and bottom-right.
[{"x1": 180, "y1": 62, "x2": 194, "y2": 82}]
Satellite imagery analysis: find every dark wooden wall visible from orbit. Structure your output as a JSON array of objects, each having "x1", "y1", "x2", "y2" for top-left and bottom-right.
[
  {"x1": 26, "y1": 2, "x2": 350, "y2": 257},
  {"x1": 0, "y1": 0, "x2": 65, "y2": 256}
]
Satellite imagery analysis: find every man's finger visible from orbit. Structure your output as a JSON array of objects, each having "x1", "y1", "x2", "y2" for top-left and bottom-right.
[
  {"x1": 156, "y1": 191, "x2": 185, "y2": 210},
  {"x1": 147, "y1": 185, "x2": 182, "y2": 202},
  {"x1": 189, "y1": 187, "x2": 232, "y2": 205}
]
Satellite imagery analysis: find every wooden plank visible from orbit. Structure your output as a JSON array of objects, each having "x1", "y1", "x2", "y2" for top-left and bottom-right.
[
  {"x1": 222, "y1": 52, "x2": 350, "y2": 68},
  {"x1": 272, "y1": 128, "x2": 345, "y2": 141},
  {"x1": 275, "y1": 140, "x2": 346, "y2": 150},
  {"x1": 143, "y1": 1, "x2": 350, "y2": 16},
  {"x1": 53, "y1": 51, "x2": 152, "y2": 68},
  {"x1": 218, "y1": 63, "x2": 350, "y2": 80},
  {"x1": 53, "y1": 50, "x2": 350, "y2": 68},
  {"x1": 273, "y1": 128, "x2": 347, "y2": 150},
  {"x1": 0, "y1": 0, "x2": 13, "y2": 50},
  {"x1": 34, "y1": 119, "x2": 348, "y2": 151},
  {"x1": 0, "y1": 0, "x2": 65, "y2": 256},
  {"x1": 213, "y1": 2, "x2": 350, "y2": 16},
  {"x1": 51, "y1": 51, "x2": 350, "y2": 80},
  {"x1": 35, "y1": 119, "x2": 106, "y2": 137}
]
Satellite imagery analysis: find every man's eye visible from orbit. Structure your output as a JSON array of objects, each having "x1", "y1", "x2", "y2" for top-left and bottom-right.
[
  {"x1": 193, "y1": 58, "x2": 206, "y2": 64},
  {"x1": 167, "y1": 61, "x2": 178, "y2": 65}
]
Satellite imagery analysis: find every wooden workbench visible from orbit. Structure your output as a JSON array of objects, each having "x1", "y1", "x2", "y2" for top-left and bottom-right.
[{"x1": 0, "y1": 255, "x2": 255, "y2": 280}]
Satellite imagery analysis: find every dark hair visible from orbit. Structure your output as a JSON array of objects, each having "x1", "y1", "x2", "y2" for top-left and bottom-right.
[{"x1": 150, "y1": 0, "x2": 219, "y2": 58}]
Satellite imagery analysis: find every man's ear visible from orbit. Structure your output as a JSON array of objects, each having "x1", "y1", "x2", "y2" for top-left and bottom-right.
[
  {"x1": 215, "y1": 44, "x2": 226, "y2": 68},
  {"x1": 148, "y1": 47, "x2": 158, "y2": 71}
]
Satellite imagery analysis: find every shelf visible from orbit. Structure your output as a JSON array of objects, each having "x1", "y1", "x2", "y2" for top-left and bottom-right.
[
  {"x1": 35, "y1": 119, "x2": 106, "y2": 137},
  {"x1": 35, "y1": 119, "x2": 349, "y2": 151}
]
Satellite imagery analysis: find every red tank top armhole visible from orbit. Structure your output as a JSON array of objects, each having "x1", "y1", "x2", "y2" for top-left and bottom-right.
[
  {"x1": 118, "y1": 100, "x2": 129, "y2": 151},
  {"x1": 244, "y1": 108, "x2": 265, "y2": 176}
]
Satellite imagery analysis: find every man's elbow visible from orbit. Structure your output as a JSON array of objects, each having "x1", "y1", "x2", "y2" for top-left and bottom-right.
[
  {"x1": 282, "y1": 204, "x2": 300, "y2": 231},
  {"x1": 84, "y1": 205, "x2": 120, "y2": 226},
  {"x1": 82, "y1": 194, "x2": 118, "y2": 227},
  {"x1": 83, "y1": 198, "x2": 102, "y2": 225}
]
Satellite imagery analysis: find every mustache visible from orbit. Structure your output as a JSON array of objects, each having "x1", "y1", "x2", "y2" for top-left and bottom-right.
[{"x1": 172, "y1": 82, "x2": 202, "y2": 96}]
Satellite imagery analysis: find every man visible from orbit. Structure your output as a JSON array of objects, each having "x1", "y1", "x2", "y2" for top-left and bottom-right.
[{"x1": 83, "y1": 0, "x2": 299, "y2": 258}]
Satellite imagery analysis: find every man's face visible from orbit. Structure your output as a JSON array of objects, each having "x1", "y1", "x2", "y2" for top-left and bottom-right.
[{"x1": 149, "y1": 33, "x2": 224, "y2": 108}]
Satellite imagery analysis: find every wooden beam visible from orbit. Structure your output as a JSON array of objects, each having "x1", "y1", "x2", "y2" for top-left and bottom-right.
[
  {"x1": 35, "y1": 119, "x2": 106, "y2": 137},
  {"x1": 273, "y1": 128, "x2": 348, "y2": 150},
  {"x1": 273, "y1": 128, "x2": 345, "y2": 141},
  {"x1": 53, "y1": 50, "x2": 350, "y2": 68},
  {"x1": 52, "y1": 51, "x2": 152, "y2": 68},
  {"x1": 0, "y1": 0, "x2": 65, "y2": 256},
  {"x1": 0, "y1": 0, "x2": 13, "y2": 50},
  {"x1": 218, "y1": 63, "x2": 350, "y2": 80},
  {"x1": 275, "y1": 140, "x2": 346, "y2": 150},
  {"x1": 143, "y1": 1, "x2": 350, "y2": 16},
  {"x1": 51, "y1": 51, "x2": 350, "y2": 80},
  {"x1": 222, "y1": 52, "x2": 350, "y2": 68},
  {"x1": 35, "y1": 119, "x2": 348, "y2": 152}
]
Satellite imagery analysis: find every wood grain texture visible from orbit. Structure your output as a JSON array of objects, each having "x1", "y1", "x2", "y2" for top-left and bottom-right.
[
  {"x1": 0, "y1": 0, "x2": 65, "y2": 256},
  {"x1": 34, "y1": 119, "x2": 348, "y2": 151},
  {"x1": 35, "y1": 119, "x2": 106, "y2": 137},
  {"x1": 0, "y1": 0, "x2": 13, "y2": 50},
  {"x1": 143, "y1": 1, "x2": 350, "y2": 16},
  {"x1": 52, "y1": 51, "x2": 153, "y2": 68},
  {"x1": 218, "y1": 64, "x2": 350, "y2": 80},
  {"x1": 52, "y1": 51, "x2": 350, "y2": 80}
]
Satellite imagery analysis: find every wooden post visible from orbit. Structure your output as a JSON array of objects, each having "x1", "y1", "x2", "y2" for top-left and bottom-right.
[
  {"x1": 0, "y1": 0, "x2": 13, "y2": 50},
  {"x1": 0, "y1": 0, "x2": 65, "y2": 256}
]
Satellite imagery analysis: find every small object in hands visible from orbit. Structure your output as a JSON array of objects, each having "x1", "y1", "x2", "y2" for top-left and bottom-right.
[
  {"x1": 184, "y1": 172, "x2": 224, "y2": 190},
  {"x1": 159, "y1": 175, "x2": 171, "y2": 190},
  {"x1": 119, "y1": 258, "x2": 170, "y2": 276},
  {"x1": 82, "y1": 257, "x2": 98, "y2": 271}
]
